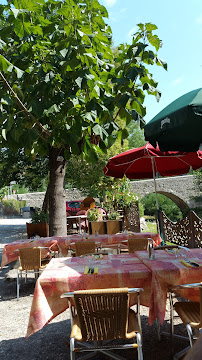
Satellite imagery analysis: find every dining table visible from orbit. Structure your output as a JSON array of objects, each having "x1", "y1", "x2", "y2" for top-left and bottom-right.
[
  {"x1": 26, "y1": 247, "x2": 202, "y2": 339},
  {"x1": 1, "y1": 237, "x2": 58, "y2": 268},
  {"x1": 55, "y1": 232, "x2": 162, "y2": 257},
  {"x1": 66, "y1": 215, "x2": 87, "y2": 234},
  {"x1": 1, "y1": 231, "x2": 162, "y2": 268},
  {"x1": 26, "y1": 253, "x2": 152, "y2": 338},
  {"x1": 135, "y1": 247, "x2": 202, "y2": 325}
]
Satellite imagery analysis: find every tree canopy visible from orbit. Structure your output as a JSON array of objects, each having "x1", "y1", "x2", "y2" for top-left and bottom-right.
[{"x1": 0, "y1": 0, "x2": 167, "y2": 235}]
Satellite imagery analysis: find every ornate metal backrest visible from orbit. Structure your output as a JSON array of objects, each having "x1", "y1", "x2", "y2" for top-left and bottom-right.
[
  {"x1": 160, "y1": 210, "x2": 202, "y2": 248},
  {"x1": 125, "y1": 202, "x2": 140, "y2": 232}
]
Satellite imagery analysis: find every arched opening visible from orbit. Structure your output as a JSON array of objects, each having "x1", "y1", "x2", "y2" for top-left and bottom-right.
[{"x1": 141, "y1": 192, "x2": 184, "y2": 223}]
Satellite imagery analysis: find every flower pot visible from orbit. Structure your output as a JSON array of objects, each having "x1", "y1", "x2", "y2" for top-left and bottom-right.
[
  {"x1": 106, "y1": 220, "x2": 121, "y2": 235},
  {"x1": 26, "y1": 222, "x2": 49, "y2": 238},
  {"x1": 90, "y1": 221, "x2": 106, "y2": 235}
]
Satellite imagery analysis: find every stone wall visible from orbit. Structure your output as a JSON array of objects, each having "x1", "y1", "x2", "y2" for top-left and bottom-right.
[
  {"x1": 4, "y1": 174, "x2": 201, "y2": 212},
  {"x1": 6, "y1": 188, "x2": 87, "y2": 209},
  {"x1": 130, "y1": 175, "x2": 201, "y2": 211}
]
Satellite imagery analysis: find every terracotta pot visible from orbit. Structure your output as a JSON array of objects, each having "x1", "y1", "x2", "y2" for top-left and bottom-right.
[{"x1": 26, "y1": 222, "x2": 49, "y2": 238}]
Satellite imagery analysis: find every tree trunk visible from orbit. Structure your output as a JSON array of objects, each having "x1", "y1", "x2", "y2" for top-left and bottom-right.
[
  {"x1": 42, "y1": 182, "x2": 51, "y2": 213},
  {"x1": 48, "y1": 146, "x2": 67, "y2": 236}
]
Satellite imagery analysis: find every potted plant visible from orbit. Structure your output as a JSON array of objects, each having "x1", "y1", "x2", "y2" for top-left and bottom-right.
[
  {"x1": 106, "y1": 210, "x2": 121, "y2": 235},
  {"x1": 87, "y1": 208, "x2": 105, "y2": 235},
  {"x1": 26, "y1": 210, "x2": 49, "y2": 238}
]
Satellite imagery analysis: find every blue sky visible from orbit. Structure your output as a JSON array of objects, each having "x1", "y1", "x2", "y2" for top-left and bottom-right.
[
  {"x1": 100, "y1": 0, "x2": 202, "y2": 123},
  {"x1": 1, "y1": 0, "x2": 202, "y2": 123}
]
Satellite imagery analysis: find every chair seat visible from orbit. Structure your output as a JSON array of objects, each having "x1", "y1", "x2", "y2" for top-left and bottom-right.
[
  {"x1": 175, "y1": 301, "x2": 201, "y2": 328},
  {"x1": 18, "y1": 264, "x2": 47, "y2": 271},
  {"x1": 71, "y1": 308, "x2": 140, "y2": 342}
]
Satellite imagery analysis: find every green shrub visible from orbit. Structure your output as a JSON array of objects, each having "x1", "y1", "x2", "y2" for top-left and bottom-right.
[
  {"x1": 3, "y1": 199, "x2": 26, "y2": 215},
  {"x1": 31, "y1": 210, "x2": 49, "y2": 224},
  {"x1": 107, "y1": 210, "x2": 120, "y2": 220},
  {"x1": 87, "y1": 208, "x2": 103, "y2": 222},
  {"x1": 141, "y1": 193, "x2": 182, "y2": 222}
]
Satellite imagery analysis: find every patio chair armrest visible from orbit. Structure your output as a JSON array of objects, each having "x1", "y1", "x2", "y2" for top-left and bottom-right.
[{"x1": 170, "y1": 282, "x2": 202, "y2": 291}]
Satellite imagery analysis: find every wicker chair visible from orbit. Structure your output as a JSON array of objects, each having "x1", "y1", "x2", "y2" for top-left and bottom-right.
[
  {"x1": 120, "y1": 238, "x2": 149, "y2": 253},
  {"x1": 61, "y1": 287, "x2": 143, "y2": 360},
  {"x1": 74, "y1": 241, "x2": 97, "y2": 257},
  {"x1": 17, "y1": 247, "x2": 47, "y2": 300},
  {"x1": 171, "y1": 283, "x2": 202, "y2": 360}
]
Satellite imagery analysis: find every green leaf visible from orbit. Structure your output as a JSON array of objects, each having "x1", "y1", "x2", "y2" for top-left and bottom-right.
[
  {"x1": 60, "y1": 48, "x2": 69, "y2": 58},
  {"x1": 0, "y1": 55, "x2": 11, "y2": 71},
  {"x1": 44, "y1": 104, "x2": 60, "y2": 116},
  {"x1": 155, "y1": 57, "x2": 168, "y2": 70},
  {"x1": 132, "y1": 99, "x2": 146, "y2": 117},
  {"x1": 92, "y1": 124, "x2": 108, "y2": 140},
  {"x1": 1, "y1": 95, "x2": 12, "y2": 106},
  {"x1": 2, "y1": 129, "x2": 6, "y2": 140},
  {"x1": 14, "y1": 19, "x2": 32, "y2": 37},
  {"x1": 75, "y1": 77, "x2": 83, "y2": 88},
  {"x1": 121, "y1": 128, "x2": 129, "y2": 140},
  {"x1": 11, "y1": 8, "x2": 19, "y2": 19},
  {"x1": 145, "y1": 23, "x2": 158, "y2": 31},
  {"x1": 14, "y1": 66, "x2": 24, "y2": 79},
  {"x1": 147, "y1": 34, "x2": 161, "y2": 51},
  {"x1": 117, "y1": 93, "x2": 130, "y2": 108}
]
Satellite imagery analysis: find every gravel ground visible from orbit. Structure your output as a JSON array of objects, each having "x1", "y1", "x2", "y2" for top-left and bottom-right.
[{"x1": 0, "y1": 218, "x2": 189, "y2": 360}]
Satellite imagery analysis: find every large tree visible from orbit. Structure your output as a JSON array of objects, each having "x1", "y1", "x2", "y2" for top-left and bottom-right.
[{"x1": 0, "y1": 0, "x2": 166, "y2": 235}]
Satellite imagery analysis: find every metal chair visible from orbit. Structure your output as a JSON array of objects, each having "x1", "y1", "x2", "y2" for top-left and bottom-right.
[
  {"x1": 17, "y1": 247, "x2": 47, "y2": 300},
  {"x1": 171, "y1": 282, "x2": 202, "y2": 359},
  {"x1": 61, "y1": 287, "x2": 143, "y2": 360}
]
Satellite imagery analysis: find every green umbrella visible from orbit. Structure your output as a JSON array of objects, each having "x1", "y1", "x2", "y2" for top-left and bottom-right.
[{"x1": 144, "y1": 88, "x2": 202, "y2": 151}]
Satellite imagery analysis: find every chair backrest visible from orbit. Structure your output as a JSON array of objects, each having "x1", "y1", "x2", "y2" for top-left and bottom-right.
[
  {"x1": 19, "y1": 247, "x2": 41, "y2": 270},
  {"x1": 128, "y1": 238, "x2": 149, "y2": 253},
  {"x1": 200, "y1": 287, "x2": 202, "y2": 326},
  {"x1": 75, "y1": 241, "x2": 96, "y2": 257},
  {"x1": 74, "y1": 288, "x2": 129, "y2": 341}
]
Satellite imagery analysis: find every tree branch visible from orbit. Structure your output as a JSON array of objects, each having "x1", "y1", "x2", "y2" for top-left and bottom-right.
[{"x1": 0, "y1": 71, "x2": 50, "y2": 140}]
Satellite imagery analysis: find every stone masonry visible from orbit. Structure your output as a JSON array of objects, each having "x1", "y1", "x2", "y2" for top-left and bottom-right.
[{"x1": 5, "y1": 175, "x2": 201, "y2": 212}]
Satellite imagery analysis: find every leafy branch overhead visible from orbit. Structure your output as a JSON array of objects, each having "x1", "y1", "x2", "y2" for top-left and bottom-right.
[{"x1": 0, "y1": 0, "x2": 166, "y2": 161}]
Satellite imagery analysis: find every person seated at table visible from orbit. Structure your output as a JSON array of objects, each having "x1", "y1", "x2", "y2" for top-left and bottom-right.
[
  {"x1": 80, "y1": 197, "x2": 95, "y2": 211},
  {"x1": 76, "y1": 210, "x2": 88, "y2": 232}
]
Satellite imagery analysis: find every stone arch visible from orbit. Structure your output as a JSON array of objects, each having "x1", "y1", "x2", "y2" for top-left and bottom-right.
[
  {"x1": 131, "y1": 175, "x2": 199, "y2": 211},
  {"x1": 155, "y1": 191, "x2": 189, "y2": 212}
]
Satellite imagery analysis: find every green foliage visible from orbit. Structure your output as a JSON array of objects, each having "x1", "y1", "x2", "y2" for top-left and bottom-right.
[
  {"x1": 0, "y1": 187, "x2": 7, "y2": 201},
  {"x1": 31, "y1": 210, "x2": 49, "y2": 224},
  {"x1": 141, "y1": 193, "x2": 182, "y2": 222},
  {"x1": 194, "y1": 208, "x2": 202, "y2": 219},
  {"x1": 107, "y1": 210, "x2": 120, "y2": 220},
  {"x1": 0, "y1": 1, "x2": 166, "y2": 160},
  {"x1": 0, "y1": 0, "x2": 166, "y2": 235},
  {"x1": 104, "y1": 176, "x2": 139, "y2": 210},
  {"x1": 87, "y1": 207, "x2": 103, "y2": 222},
  {"x1": 145, "y1": 221, "x2": 157, "y2": 233},
  {"x1": 127, "y1": 122, "x2": 146, "y2": 149},
  {"x1": 0, "y1": 148, "x2": 48, "y2": 191},
  {"x1": 3, "y1": 199, "x2": 26, "y2": 215}
]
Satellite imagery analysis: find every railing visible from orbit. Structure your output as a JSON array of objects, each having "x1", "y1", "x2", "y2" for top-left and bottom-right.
[{"x1": 159, "y1": 210, "x2": 202, "y2": 248}]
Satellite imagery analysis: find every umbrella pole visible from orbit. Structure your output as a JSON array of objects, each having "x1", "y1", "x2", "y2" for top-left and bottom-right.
[
  {"x1": 151, "y1": 158, "x2": 159, "y2": 211},
  {"x1": 151, "y1": 158, "x2": 164, "y2": 242}
]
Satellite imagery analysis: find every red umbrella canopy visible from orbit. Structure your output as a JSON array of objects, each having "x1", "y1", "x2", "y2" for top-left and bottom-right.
[{"x1": 103, "y1": 143, "x2": 202, "y2": 179}]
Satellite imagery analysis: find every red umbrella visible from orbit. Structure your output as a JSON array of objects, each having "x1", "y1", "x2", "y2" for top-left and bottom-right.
[{"x1": 103, "y1": 143, "x2": 202, "y2": 210}]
